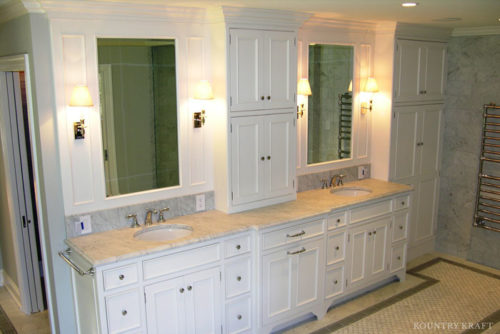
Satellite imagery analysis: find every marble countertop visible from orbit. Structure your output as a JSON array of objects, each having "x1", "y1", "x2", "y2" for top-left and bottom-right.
[{"x1": 66, "y1": 178, "x2": 412, "y2": 267}]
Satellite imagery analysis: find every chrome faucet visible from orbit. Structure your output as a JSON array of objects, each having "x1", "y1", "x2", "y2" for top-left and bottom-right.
[
  {"x1": 144, "y1": 209, "x2": 158, "y2": 226},
  {"x1": 330, "y1": 174, "x2": 345, "y2": 188}
]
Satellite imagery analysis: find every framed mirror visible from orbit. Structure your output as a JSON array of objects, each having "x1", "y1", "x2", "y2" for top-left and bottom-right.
[
  {"x1": 97, "y1": 38, "x2": 179, "y2": 197},
  {"x1": 307, "y1": 43, "x2": 354, "y2": 164}
]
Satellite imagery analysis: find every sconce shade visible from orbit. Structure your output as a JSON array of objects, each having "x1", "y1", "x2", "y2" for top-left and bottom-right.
[
  {"x1": 363, "y1": 77, "x2": 379, "y2": 93},
  {"x1": 297, "y1": 78, "x2": 312, "y2": 96},
  {"x1": 348, "y1": 80, "x2": 353, "y2": 92},
  {"x1": 69, "y1": 85, "x2": 93, "y2": 106},
  {"x1": 194, "y1": 80, "x2": 214, "y2": 100}
]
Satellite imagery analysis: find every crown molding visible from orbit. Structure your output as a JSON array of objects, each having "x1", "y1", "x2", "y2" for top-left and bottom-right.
[
  {"x1": 38, "y1": 0, "x2": 206, "y2": 22},
  {"x1": 222, "y1": 6, "x2": 311, "y2": 31},
  {"x1": 301, "y1": 16, "x2": 376, "y2": 32},
  {"x1": 396, "y1": 22, "x2": 452, "y2": 42},
  {"x1": 0, "y1": 0, "x2": 28, "y2": 24},
  {"x1": 452, "y1": 26, "x2": 500, "y2": 37}
]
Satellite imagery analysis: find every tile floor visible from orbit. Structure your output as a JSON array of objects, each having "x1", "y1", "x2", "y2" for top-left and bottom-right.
[{"x1": 0, "y1": 252, "x2": 498, "y2": 334}]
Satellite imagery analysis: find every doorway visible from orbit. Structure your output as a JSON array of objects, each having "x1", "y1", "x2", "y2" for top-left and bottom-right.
[{"x1": 0, "y1": 65, "x2": 46, "y2": 313}]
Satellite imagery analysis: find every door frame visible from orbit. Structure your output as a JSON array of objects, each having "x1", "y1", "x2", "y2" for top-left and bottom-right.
[{"x1": 0, "y1": 54, "x2": 52, "y2": 315}]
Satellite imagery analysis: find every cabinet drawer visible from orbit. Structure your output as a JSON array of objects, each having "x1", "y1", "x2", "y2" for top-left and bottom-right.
[
  {"x1": 327, "y1": 211, "x2": 347, "y2": 230},
  {"x1": 325, "y1": 265, "x2": 344, "y2": 299},
  {"x1": 105, "y1": 289, "x2": 142, "y2": 334},
  {"x1": 350, "y1": 200, "x2": 392, "y2": 224},
  {"x1": 390, "y1": 244, "x2": 406, "y2": 272},
  {"x1": 225, "y1": 235, "x2": 251, "y2": 258},
  {"x1": 326, "y1": 231, "x2": 346, "y2": 265},
  {"x1": 103, "y1": 264, "x2": 138, "y2": 291},
  {"x1": 393, "y1": 195, "x2": 410, "y2": 211},
  {"x1": 262, "y1": 219, "x2": 324, "y2": 250},
  {"x1": 392, "y1": 213, "x2": 408, "y2": 243},
  {"x1": 225, "y1": 257, "x2": 251, "y2": 299},
  {"x1": 143, "y1": 243, "x2": 220, "y2": 280},
  {"x1": 225, "y1": 295, "x2": 252, "y2": 334}
]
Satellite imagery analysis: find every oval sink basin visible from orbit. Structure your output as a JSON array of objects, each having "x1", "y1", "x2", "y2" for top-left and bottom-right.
[
  {"x1": 134, "y1": 224, "x2": 193, "y2": 242},
  {"x1": 330, "y1": 187, "x2": 372, "y2": 197}
]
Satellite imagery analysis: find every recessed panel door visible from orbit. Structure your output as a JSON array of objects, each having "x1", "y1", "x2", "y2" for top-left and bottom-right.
[
  {"x1": 419, "y1": 107, "x2": 442, "y2": 178},
  {"x1": 145, "y1": 277, "x2": 185, "y2": 334},
  {"x1": 295, "y1": 238, "x2": 323, "y2": 309},
  {"x1": 369, "y1": 219, "x2": 390, "y2": 278},
  {"x1": 423, "y1": 43, "x2": 446, "y2": 100},
  {"x1": 392, "y1": 107, "x2": 419, "y2": 180},
  {"x1": 394, "y1": 40, "x2": 421, "y2": 101}
]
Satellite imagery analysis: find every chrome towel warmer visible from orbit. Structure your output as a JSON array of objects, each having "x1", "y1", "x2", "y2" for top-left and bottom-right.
[{"x1": 473, "y1": 104, "x2": 500, "y2": 233}]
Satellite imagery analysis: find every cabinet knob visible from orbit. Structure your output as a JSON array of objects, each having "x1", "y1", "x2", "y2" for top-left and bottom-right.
[
  {"x1": 401, "y1": 201, "x2": 405, "y2": 206},
  {"x1": 236, "y1": 244, "x2": 241, "y2": 250},
  {"x1": 373, "y1": 231, "x2": 377, "y2": 235},
  {"x1": 334, "y1": 280, "x2": 338, "y2": 285},
  {"x1": 119, "y1": 274, "x2": 125, "y2": 280},
  {"x1": 337, "y1": 218, "x2": 341, "y2": 223},
  {"x1": 122, "y1": 310, "x2": 127, "y2": 316},
  {"x1": 335, "y1": 246, "x2": 340, "y2": 250},
  {"x1": 237, "y1": 314, "x2": 242, "y2": 320},
  {"x1": 399, "y1": 225, "x2": 404, "y2": 230},
  {"x1": 261, "y1": 156, "x2": 265, "y2": 161},
  {"x1": 261, "y1": 96, "x2": 265, "y2": 100},
  {"x1": 267, "y1": 156, "x2": 271, "y2": 160},
  {"x1": 187, "y1": 285, "x2": 192, "y2": 291},
  {"x1": 368, "y1": 232, "x2": 372, "y2": 236},
  {"x1": 397, "y1": 256, "x2": 401, "y2": 260},
  {"x1": 237, "y1": 276, "x2": 242, "y2": 282},
  {"x1": 267, "y1": 96, "x2": 271, "y2": 100},
  {"x1": 180, "y1": 288, "x2": 185, "y2": 293}
]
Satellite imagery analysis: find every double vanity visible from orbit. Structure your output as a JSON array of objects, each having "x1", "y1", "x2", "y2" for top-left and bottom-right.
[{"x1": 66, "y1": 179, "x2": 411, "y2": 334}]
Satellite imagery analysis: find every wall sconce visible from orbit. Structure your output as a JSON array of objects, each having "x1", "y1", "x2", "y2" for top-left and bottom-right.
[
  {"x1": 69, "y1": 85, "x2": 93, "y2": 139},
  {"x1": 193, "y1": 80, "x2": 214, "y2": 128},
  {"x1": 360, "y1": 77, "x2": 379, "y2": 114},
  {"x1": 297, "y1": 78, "x2": 312, "y2": 119}
]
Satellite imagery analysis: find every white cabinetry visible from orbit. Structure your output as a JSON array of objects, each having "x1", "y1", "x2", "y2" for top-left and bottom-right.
[
  {"x1": 390, "y1": 104, "x2": 442, "y2": 258},
  {"x1": 231, "y1": 113, "x2": 295, "y2": 207},
  {"x1": 393, "y1": 39, "x2": 446, "y2": 103},
  {"x1": 229, "y1": 29, "x2": 296, "y2": 112}
]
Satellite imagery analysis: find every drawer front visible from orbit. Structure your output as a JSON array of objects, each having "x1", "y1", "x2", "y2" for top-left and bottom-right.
[
  {"x1": 392, "y1": 212, "x2": 408, "y2": 243},
  {"x1": 226, "y1": 295, "x2": 252, "y2": 334},
  {"x1": 325, "y1": 266, "x2": 344, "y2": 299},
  {"x1": 105, "y1": 289, "x2": 142, "y2": 334},
  {"x1": 390, "y1": 244, "x2": 406, "y2": 272},
  {"x1": 225, "y1": 257, "x2": 251, "y2": 299},
  {"x1": 143, "y1": 243, "x2": 220, "y2": 280},
  {"x1": 326, "y1": 231, "x2": 346, "y2": 265},
  {"x1": 393, "y1": 195, "x2": 410, "y2": 211},
  {"x1": 350, "y1": 200, "x2": 392, "y2": 224},
  {"x1": 327, "y1": 211, "x2": 347, "y2": 230},
  {"x1": 262, "y1": 219, "x2": 324, "y2": 250},
  {"x1": 103, "y1": 264, "x2": 138, "y2": 291},
  {"x1": 225, "y1": 235, "x2": 251, "y2": 258}
]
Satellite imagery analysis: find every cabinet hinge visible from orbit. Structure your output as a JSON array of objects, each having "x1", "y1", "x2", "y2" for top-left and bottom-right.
[
  {"x1": 293, "y1": 179, "x2": 295, "y2": 188},
  {"x1": 293, "y1": 118, "x2": 296, "y2": 127},
  {"x1": 221, "y1": 325, "x2": 223, "y2": 334},
  {"x1": 294, "y1": 37, "x2": 296, "y2": 46},
  {"x1": 346, "y1": 279, "x2": 348, "y2": 287},
  {"x1": 348, "y1": 234, "x2": 350, "y2": 242},
  {"x1": 294, "y1": 92, "x2": 296, "y2": 103},
  {"x1": 229, "y1": 34, "x2": 231, "y2": 45},
  {"x1": 144, "y1": 292, "x2": 146, "y2": 304},
  {"x1": 231, "y1": 192, "x2": 234, "y2": 200},
  {"x1": 230, "y1": 96, "x2": 233, "y2": 106},
  {"x1": 393, "y1": 112, "x2": 396, "y2": 119},
  {"x1": 387, "y1": 263, "x2": 390, "y2": 271},
  {"x1": 230, "y1": 123, "x2": 233, "y2": 133},
  {"x1": 220, "y1": 271, "x2": 222, "y2": 281}
]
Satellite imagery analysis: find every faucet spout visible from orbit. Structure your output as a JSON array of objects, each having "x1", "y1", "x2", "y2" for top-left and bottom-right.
[
  {"x1": 145, "y1": 209, "x2": 158, "y2": 226},
  {"x1": 330, "y1": 174, "x2": 345, "y2": 188}
]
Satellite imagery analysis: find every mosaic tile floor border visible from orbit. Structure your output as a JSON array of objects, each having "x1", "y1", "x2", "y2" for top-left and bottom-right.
[
  {"x1": 0, "y1": 304, "x2": 17, "y2": 334},
  {"x1": 309, "y1": 258, "x2": 500, "y2": 334}
]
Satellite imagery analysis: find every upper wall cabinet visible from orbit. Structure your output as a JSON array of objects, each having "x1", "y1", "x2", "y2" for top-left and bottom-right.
[
  {"x1": 393, "y1": 39, "x2": 446, "y2": 103},
  {"x1": 229, "y1": 29, "x2": 297, "y2": 112}
]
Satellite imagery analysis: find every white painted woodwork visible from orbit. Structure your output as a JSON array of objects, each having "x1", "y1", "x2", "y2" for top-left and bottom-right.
[
  {"x1": 392, "y1": 212, "x2": 408, "y2": 243},
  {"x1": 325, "y1": 265, "x2": 344, "y2": 300},
  {"x1": 231, "y1": 113, "x2": 295, "y2": 207},
  {"x1": 394, "y1": 39, "x2": 446, "y2": 103},
  {"x1": 327, "y1": 211, "x2": 347, "y2": 230},
  {"x1": 225, "y1": 295, "x2": 252, "y2": 334},
  {"x1": 224, "y1": 235, "x2": 252, "y2": 258},
  {"x1": 225, "y1": 257, "x2": 251, "y2": 299},
  {"x1": 350, "y1": 199, "x2": 392, "y2": 224},
  {"x1": 326, "y1": 231, "x2": 346, "y2": 266},
  {"x1": 262, "y1": 218, "x2": 324, "y2": 250},
  {"x1": 229, "y1": 29, "x2": 296, "y2": 112},
  {"x1": 102, "y1": 264, "x2": 138, "y2": 291},
  {"x1": 390, "y1": 243, "x2": 406, "y2": 273},
  {"x1": 105, "y1": 289, "x2": 142, "y2": 334}
]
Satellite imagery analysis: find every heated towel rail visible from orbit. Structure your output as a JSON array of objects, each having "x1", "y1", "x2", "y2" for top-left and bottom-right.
[
  {"x1": 338, "y1": 92, "x2": 352, "y2": 159},
  {"x1": 473, "y1": 104, "x2": 500, "y2": 233}
]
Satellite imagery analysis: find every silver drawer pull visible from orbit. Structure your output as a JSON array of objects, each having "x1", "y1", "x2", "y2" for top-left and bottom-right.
[
  {"x1": 287, "y1": 247, "x2": 306, "y2": 255},
  {"x1": 286, "y1": 230, "x2": 305, "y2": 238},
  {"x1": 122, "y1": 310, "x2": 127, "y2": 316},
  {"x1": 119, "y1": 274, "x2": 125, "y2": 280}
]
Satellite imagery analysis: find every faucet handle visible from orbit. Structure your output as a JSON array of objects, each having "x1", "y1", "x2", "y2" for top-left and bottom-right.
[
  {"x1": 158, "y1": 208, "x2": 170, "y2": 222},
  {"x1": 338, "y1": 174, "x2": 345, "y2": 186},
  {"x1": 321, "y1": 179, "x2": 328, "y2": 189},
  {"x1": 126, "y1": 213, "x2": 140, "y2": 228}
]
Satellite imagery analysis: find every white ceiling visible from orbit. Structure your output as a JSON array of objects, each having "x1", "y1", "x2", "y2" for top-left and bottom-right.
[{"x1": 2, "y1": 0, "x2": 500, "y2": 29}]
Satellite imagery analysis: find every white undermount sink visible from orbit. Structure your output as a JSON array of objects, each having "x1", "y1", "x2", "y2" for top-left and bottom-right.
[
  {"x1": 330, "y1": 186, "x2": 372, "y2": 197},
  {"x1": 134, "y1": 224, "x2": 193, "y2": 242}
]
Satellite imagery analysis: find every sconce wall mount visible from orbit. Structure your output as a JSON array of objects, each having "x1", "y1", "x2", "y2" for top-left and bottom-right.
[
  {"x1": 297, "y1": 78, "x2": 312, "y2": 119},
  {"x1": 193, "y1": 80, "x2": 213, "y2": 128},
  {"x1": 360, "y1": 77, "x2": 379, "y2": 115},
  {"x1": 69, "y1": 85, "x2": 93, "y2": 140}
]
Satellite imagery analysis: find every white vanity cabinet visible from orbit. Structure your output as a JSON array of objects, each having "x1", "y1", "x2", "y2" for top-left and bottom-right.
[
  {"x1": 260, "y1": 218, "x2": 325, "y2": 330},
  {"x1": 230, "y1": 113, "x2": 295, "y2": 207},
  {"x1": 324, "y1": 211, "x2": 347, "y2": 302},
  {"x1": 393, "y1": 39, "x2": 446, "y2": 103},
  {"x1": 229, "y1": 29, "x2": 296, "y2": 112}
]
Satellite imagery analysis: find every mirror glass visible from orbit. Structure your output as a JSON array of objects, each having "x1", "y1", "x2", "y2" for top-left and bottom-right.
[
  {"x1": 97, "y1": 38, "x2": 179, "y2": 197},
  {"x1": 307, "y1": 44, "x2": 354, "y2": 164}
]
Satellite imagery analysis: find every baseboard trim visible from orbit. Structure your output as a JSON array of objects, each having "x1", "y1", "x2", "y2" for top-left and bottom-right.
[
  {"x1": 0, "y1": 269, "x2": 3, "y2": 286},
  {"x1": 408, "y1": 237, "x2": 435, "y2": 261},
  {"x1": 3, "y1": 271, "x2": 21, "y2": 308}
]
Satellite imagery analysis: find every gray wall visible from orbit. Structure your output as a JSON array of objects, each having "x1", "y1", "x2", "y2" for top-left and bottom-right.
[
  {"x1": 0, "y1": 13, "x2": 77, "y2": 332},
  {"x1": 436, "y1": 34, "x2": 500, "y2": 269}
]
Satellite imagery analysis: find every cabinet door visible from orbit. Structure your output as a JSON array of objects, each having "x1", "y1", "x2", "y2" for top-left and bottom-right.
[
  {"x1": 422, "y1": 43, "x2": 446, "y2": 100},
  {"x1": 391, "y1": 106, "x2": 419, "y2": 180},
  {"x1": 184, "y1": 267, "x2": 221, "y2": 334},
  {"x1": 367, "y1": 218, "x2": 390, "y2": 278},
  {"x1": 231, "y1": 116, "x2": 265, "y2": 205},
  {"x1": 418, "y1": 107, "x2": 442, "y2": 178},
  {"x1": 295, "y1": 238, "x2": 323, "y2": 310},
  {"x1": 394, "y1": 40, "x2": 422, "y2": 102},
  {"x1": 229, "y1": 29, "x2": 264, "y2": 111},
  {"x1": 262, "y1": 31, "x2": 296, "y2": 109},
  {"x1": 413, "y1": 177, "x2": 439, "y2": 243},
  {"x1": 347, "y1": 225, "x2": 369, "y2": 286},
  {"x1": 263, "y1": 113, "x2": 295, "y2": 199},
  {"x1": 145, "y1": 277, "x2": 185, "y2": 334}
]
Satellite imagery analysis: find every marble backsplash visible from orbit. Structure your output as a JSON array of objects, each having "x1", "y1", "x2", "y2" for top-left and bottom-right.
[
  {"x1": 65, "y1": 192, "x2": 214, "y2": 238},
  {"x1": 297, "y1": 164, "x2": 370, "y2": 192}
]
